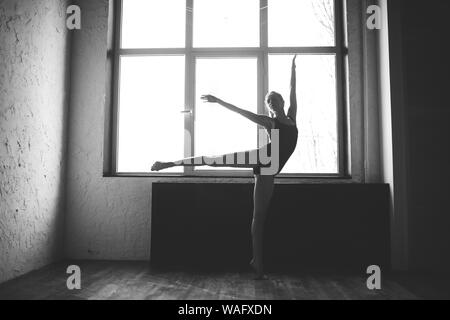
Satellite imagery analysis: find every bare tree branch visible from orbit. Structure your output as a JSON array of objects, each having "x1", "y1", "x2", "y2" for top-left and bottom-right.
[{"x1": 311, "y1": 0, "x2": 334, "y2": 40}]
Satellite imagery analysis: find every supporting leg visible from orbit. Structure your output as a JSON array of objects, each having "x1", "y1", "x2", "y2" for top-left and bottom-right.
[{"x1": 251, "y1": 174, "x2": 275, "y2": 279}]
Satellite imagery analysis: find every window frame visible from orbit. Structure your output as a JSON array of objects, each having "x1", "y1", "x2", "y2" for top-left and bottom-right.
[{"x1": 108, "y1": 0, "x2": 349, "y2": 179}]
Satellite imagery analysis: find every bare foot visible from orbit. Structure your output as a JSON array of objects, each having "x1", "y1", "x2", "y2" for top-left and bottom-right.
[
  {"x1": 250, "y1": 259, "x2": 269, "y2": 280},
  {"x1": 151, "y1": 161, "x2": 172, "y2": 172}
]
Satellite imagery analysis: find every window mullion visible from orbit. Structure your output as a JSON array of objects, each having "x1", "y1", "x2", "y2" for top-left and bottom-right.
[
  {"x1": 334, "y1": 0, "x2": 347, "y2": 176},
  {"x1": 260, "y1": 0, "x2": 269, "y2": 149},
  {"x1": 112, "y1": 0, "x2": 124, "y2": 175},
  {"x1": 185, "y1": 0, "x2": 194, "y2": 175},
  {"x1": 260, "y1": 0, "x2": 268, "y2": 50},
  {"x1": 260, "y1": 0, "x2": 269, "y2": 115}
]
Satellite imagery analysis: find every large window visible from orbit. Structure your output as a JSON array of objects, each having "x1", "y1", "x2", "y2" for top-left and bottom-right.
[{"x1": 113, "y1": 0, "x2": 346, "y2": 176}]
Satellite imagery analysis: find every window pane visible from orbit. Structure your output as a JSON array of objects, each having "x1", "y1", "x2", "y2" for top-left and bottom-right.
[
  {"x1": 195, "y1": 58, "x2": 258, "y2": 170},
  {"x1": 118, "y1": 56, "x2": 185, "y2": 173},
  {"x1": 121, "y1": 0, "x2": 186, "y2": 48},
  {"x1": 193, "y1": 0, "x2": 260, "y2": 48},
  {"x1": 268, "y1": 0, "x2": 335, "y2": 47},
  {"x1": 269, "y1": 54, "x2": 338, "y2": 173}
]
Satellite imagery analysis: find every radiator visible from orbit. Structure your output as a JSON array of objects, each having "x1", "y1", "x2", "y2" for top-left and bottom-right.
[{"x1": 151, "y1": 183, "x2": 390, "y2": 272}]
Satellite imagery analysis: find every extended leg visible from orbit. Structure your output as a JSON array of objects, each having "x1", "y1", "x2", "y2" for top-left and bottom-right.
[
  {"x1": 251, "y1": 174, "x2": 274, "y2": 279},
  {"x1": 151, "y1": 146, "x2": 270, "y2": 172}
]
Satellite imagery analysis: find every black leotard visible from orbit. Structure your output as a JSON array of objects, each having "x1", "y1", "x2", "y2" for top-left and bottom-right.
[{"x1": 253, "y1": 117, "x2": 298, "y2": 176}]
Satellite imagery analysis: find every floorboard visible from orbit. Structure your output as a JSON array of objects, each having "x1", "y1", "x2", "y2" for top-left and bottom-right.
[{"x1": 0, "y1": 261, "x2": 449, "y2": 300}]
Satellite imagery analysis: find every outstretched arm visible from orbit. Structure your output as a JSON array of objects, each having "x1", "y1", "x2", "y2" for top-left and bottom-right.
[
  {"x1": 287, "y1": 55, "x2": 297, "y2": 123},
  {"x1": 201, "y1": 95, "x2": 274, "y2": 131}
]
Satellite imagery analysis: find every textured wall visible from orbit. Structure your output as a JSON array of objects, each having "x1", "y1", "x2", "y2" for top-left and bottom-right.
[
  {"x1": 65, "y1": 0, "x2": 153, "y2": 260},
  {"x1": 0, "y1": 0, "x2": 71, "y2": 283}
]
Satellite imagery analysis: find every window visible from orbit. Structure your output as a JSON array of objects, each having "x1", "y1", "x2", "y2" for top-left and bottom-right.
[{"x1": 112, "y1": 0, "x2": 346, "y2": 176}]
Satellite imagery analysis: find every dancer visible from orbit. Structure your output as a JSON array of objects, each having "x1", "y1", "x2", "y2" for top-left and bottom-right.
[{"x1": 152, "y1": 56, "x2": 299, "y2": 279}]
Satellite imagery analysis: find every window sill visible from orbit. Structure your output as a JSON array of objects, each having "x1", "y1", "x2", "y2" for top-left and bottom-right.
[{"x1": 103, "y1": 172, "x2": 361, "y2": 184}]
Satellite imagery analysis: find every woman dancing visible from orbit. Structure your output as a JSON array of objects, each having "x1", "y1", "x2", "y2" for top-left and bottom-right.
[{"x1": 152, "y1": 56, "x2": 299, "y2": 279}]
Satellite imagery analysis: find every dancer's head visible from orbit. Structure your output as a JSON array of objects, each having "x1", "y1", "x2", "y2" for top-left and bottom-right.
[{"x1": 265, "y1": 91, "x2": 285, "y2": 116}]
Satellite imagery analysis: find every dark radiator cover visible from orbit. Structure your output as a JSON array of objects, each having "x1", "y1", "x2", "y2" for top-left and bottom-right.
[{"x1": 151, "y1": 183, "x2": 391, "y2": 272}]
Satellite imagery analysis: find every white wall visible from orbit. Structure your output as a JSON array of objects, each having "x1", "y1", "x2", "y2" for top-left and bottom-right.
[
  {"x1": 65, "y1": 0, "x2": 152, "y2": 260},
  {"x1": 0, "y1": 0, "x2": 71, "y2": 283}
]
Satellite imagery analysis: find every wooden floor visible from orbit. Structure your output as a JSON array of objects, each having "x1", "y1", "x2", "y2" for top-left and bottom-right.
[{"x1": 0, "y1": 261, "x2": 449, "y2": 300}]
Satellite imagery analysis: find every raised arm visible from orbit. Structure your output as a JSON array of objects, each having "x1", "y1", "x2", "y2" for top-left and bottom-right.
[
  {"x1": 287, "y1": 55, "x2": 297, "y2": 123},
  {"x1": 201, "y1": 95, "x2": 274, "y2": 130}
]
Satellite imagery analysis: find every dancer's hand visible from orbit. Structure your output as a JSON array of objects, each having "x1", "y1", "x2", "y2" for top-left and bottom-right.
[
  {"x1": 201, "y1": 95, "x2": 221, "y2": 104},
  {"x1": 292, "y1": 55, "x2": 297, "y2": 69}
]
